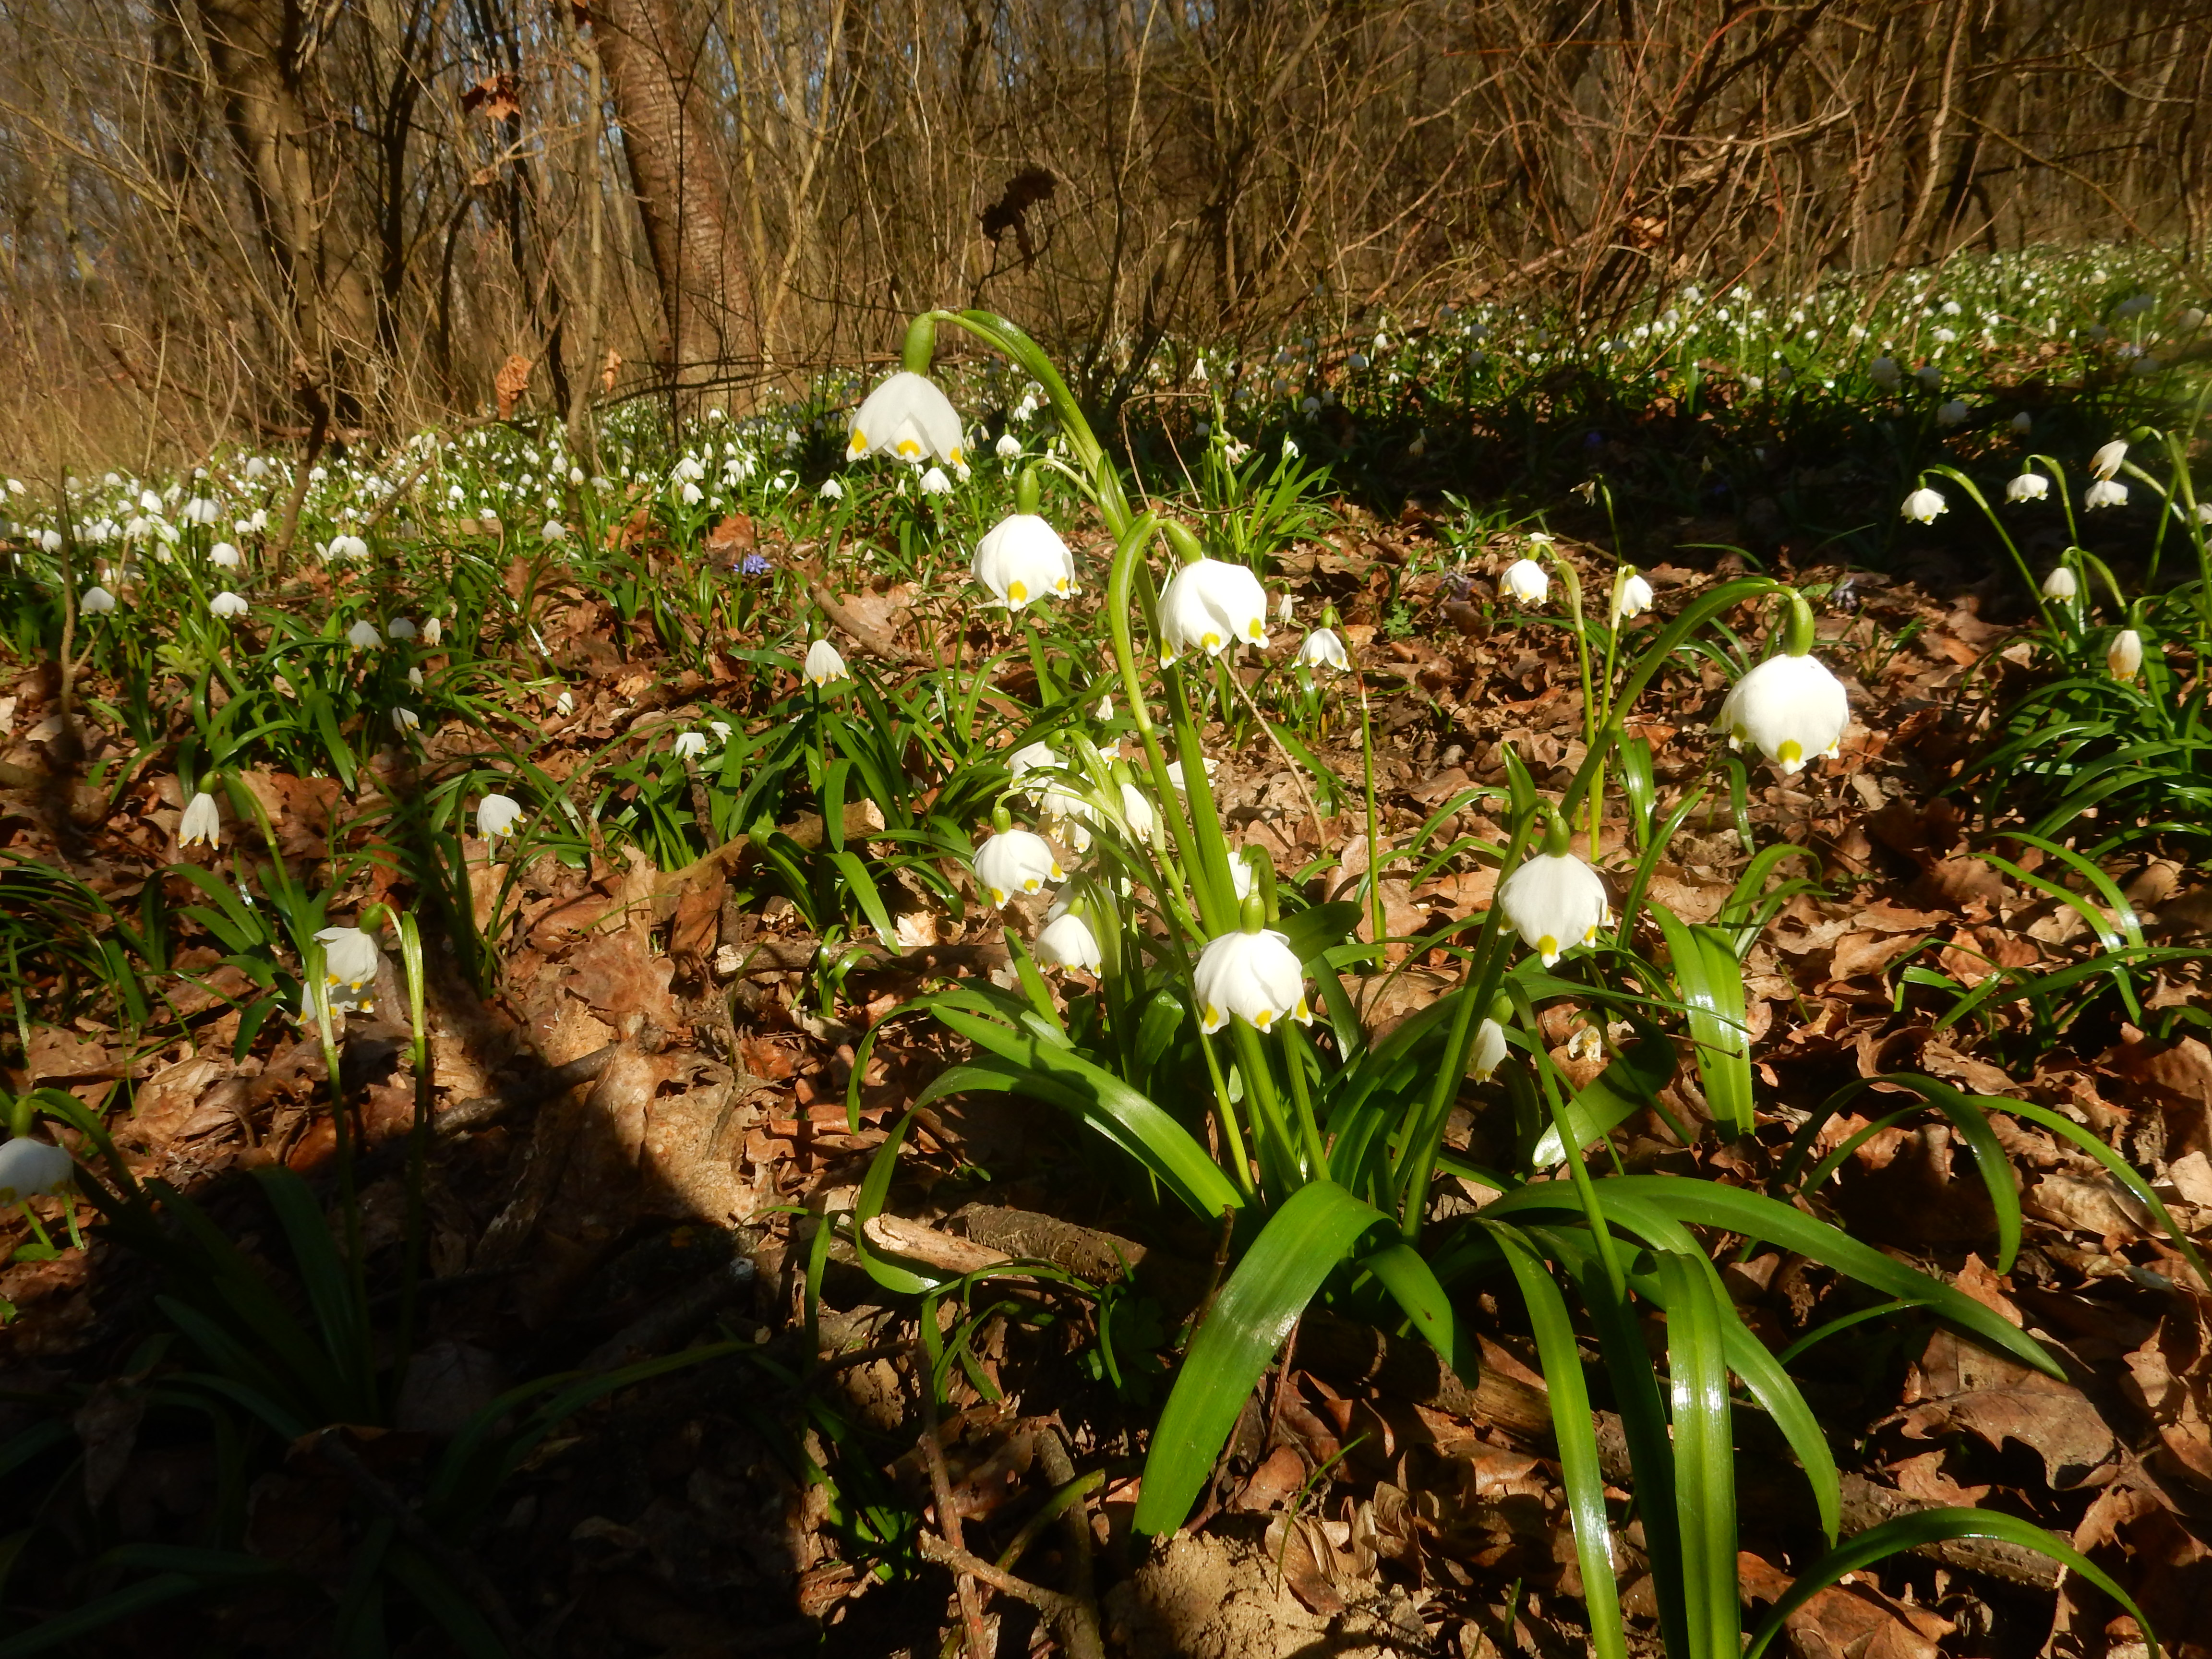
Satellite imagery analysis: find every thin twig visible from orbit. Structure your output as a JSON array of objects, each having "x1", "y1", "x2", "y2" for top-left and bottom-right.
[{"x1": 916, "y1": 1355, "x2": 992, "y2": 1659}]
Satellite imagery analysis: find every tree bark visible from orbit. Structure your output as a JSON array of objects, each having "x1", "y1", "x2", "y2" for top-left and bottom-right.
[
  {"x1": 195, "y1": 0, "x2": 376, "y2": 409},
  {"x1": 589, "y1": 0, "x2": 757, "y2": 407}
]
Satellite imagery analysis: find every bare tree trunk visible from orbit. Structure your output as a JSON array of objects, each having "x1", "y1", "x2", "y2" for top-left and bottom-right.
[
  {"x1": 196, "y1": 0, "x2": 376, "y2": 415},
  {"x1": 589, "y1": 0, "x2": 757, "y2": 409}
]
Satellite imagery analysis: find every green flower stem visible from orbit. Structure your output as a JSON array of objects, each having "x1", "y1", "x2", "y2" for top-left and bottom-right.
[
  {"x1": 1101, "y1": 514, "x2": 1214, "y2": 926},
  {"x1": 391, "y1": 914, "x2": 432, "y2": 1417},
  {"x1": 1928, "y1": 465, "x2": 2055, "y2": 633},
  {"x1": 1395, "y1": 807, "x2": 1531, "y2": 1242},
  {"x1": 1228, "y1": 1018, "x2": 1303, "y2": 1190},
  {"x1": 1356, "y1": 673, "x2": 1384, "y2": 951},
  {"x1": 1193, "y1": 1024, "x2": 1256, "y2": 1202},
  {"x1": 1557, "y1": 577, "x2": 1779, "y2": 826},
  {"x1": 1280, "y1": 1022, "x2": 1328, "y2": 1176},
  {"x1": 1521, "y1": 987, "x2": 1632, "y2": 1302}
]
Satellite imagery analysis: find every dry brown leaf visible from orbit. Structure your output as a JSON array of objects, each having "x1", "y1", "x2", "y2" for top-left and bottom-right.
[
  {"x1": 2120, "y1": 1301, "x2": 2212, "y2": 1488},
  {"x1": 493, "y1": 353, "x2": 533, "y2": 418},
  {"x1": 1899, "y1": 1322, "x2": 2119, "y2": 1489}
]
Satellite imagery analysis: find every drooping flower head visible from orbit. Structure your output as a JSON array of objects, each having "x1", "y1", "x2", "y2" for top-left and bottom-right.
[
  {"x1": 1502, "y1": 558, "x2": 1549, "y2": 606},
  {"x1": 1713, "y1": 590, "x2": 1851, "y2": 776},
  {"x1": 846, "y1": 371, "x2": 966, "y2": 468},
  {"x1": 0, "y1": 1139, "x2": 74, "y2": 1202},
  {"x1": 1158, "y1": 557, "x2": 1269, "y2": 663},
  {"x1": 210, "y1": 591, "x2": 250, "y2": 619},
  {"x1": 805, "y1": 638, "x2": 851, "y2": 689},
  {"x1": 974, "y1": 829, "x2": 1062, "y2": 907},
  {"x1": 1900, "y1": 485, "x2": 1947, "y2": 524},
  {"x1": 1192, "y1": 928, "x2": 1311, "y2": 1034},
  {"x1": 1498, "y1": 828, "x2": 1611, "y2": 968},
  {"x1": 1609, "y1": 566, "x2": 1654, "y2": 625},
  {"x1": 2108, "y1": 628, "x2": 2144, "y2": 681},
  {"x1": 973, "y1": 512, "x2": 1075, "y2": 610},
  {"x1": 307, "y1": 925, "x2": 381, "y2": 1018},
  {"x1": 477, "y1": 793, "x2": 524, "y2": 838},
  {"x1": 1296, "y1": 628, "x2": 1350, "y2": 673},
  {"x1": 2006, "y1": 472, "x2": 2049, "y2": 503},
  {"x1": 179, "y1": 791, "x2": 222, "y2": 848},
  {"x1": 2040, "y1": 565, "x2": 2078, "y2": 601}
]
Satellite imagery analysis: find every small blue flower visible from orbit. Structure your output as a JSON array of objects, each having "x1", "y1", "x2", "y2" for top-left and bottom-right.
[
  {"x1": 737, "y1": 552, "x2": 772, "y2": 576},
  {"x1": 1583, "y1": 430, "x2": 1606, "y2": 449}
]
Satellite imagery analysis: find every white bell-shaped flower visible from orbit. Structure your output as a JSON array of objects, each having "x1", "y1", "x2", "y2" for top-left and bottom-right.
[
  {"x1": 310, "y1": 925, "x2": 381, "y2": 1016},
  {"x1": 974, "y1": 830, "x2": 1063, "y2": 906},
  {"x1": 1502, "y1": 558, "x2": 1549, "y2": 605},
  {"x1": 478, "y1": 793, "x2": 524, "y2": 838},
  {"x1": 805, "y1": 639, "x2": 851, "y2": 688},
  {"x1": 1869, "y1": 356, "x2": 1901, "y2": 389},
  {"x1": 0, "y1": 1139, "x2": 74, "y2": 1202},
  {"x1": 1936, "y1": 399, "x2": 1968, "y2": 427},
  {"x1": 388, "y1": 617, "x2": 418, "y2": 641},
  {"x1": 1193, "y1": 929, "x2": 1311, "y2": 1034},
  {"x1": 995, "y1": 433, "x2": 1022, "y2": 460},
  {"x1": 1006, "y1": 742, "x2": 1063, "y2": 801},
  {"x1": 1296, "y1": 628, "x2": 1350, "y2": 673},
  {"x1": 210, "y1": 541, "x2": 242, "y2": 568},
  {"x1": 179, "y1": 791, "x2": 222, "y2": 847},
  {"x1": 1117, "y1": 781, "x2": 1157, "y2": 845},
  {"x1": 391, "y1": 707, "x2": 421, "y2": 736},
  {"x1": 554, "y1": 690, "x2": 575, "y2": 717},
  {"x1": 81, "y1": 586, "x2": 116, "y2": 614},
  {"x1": 818, "y1": 477, "x2": 845, "y2": 501},
  {"x1": 1716, "y1": 651, "x2": 1851, "y2": 775},
  {"x1": 2091, "y1": 440, "x2": 2128, "y2": 480},
  {"x1": 2108, "y1": 629, "x2": 2144, "y2": 680},
  {"x1": 847, "y1": 371, "x2": 967, "y2": 467},
  {"x1": 422, "y1": 617, "x2": 443, "y2": 647},
  {"x1": 1498, "y1": 852, "x2": 1611, "y2": 967},
  {"x1": 973, "y1": 514, "x2": 1075, "y2": 609},
  {"x1": 1036, "y1": 907, "x2": 1103, "y2": 973},
  {"x1": 672, "y1": 731, "x2": 709, "y2": 759},
  {"x1": 209, "y1": 591, "x2": 249, "y2": 619},
  {"x1": 1900, "y1": 486, "x2": 1947, "y2": 523},
  {"x1": 348, "y1": 619, "x2": 383, "y2": 649},
  {"x1": 1469, "y1": 1018, "x2": 1509, "y2": 1082},
  {"x1": 2085, "y1": 479, "x2": 2128, "y2": 510},
  {"x1": 1158, "y1": 558, "x2": 1269, "y2": 662},
  {"x1": 2010, "y1": 411, "x2": 2033, "y2": 434},
  {"x1": 1610, "y1": 567, "x2": 1654, "y2": 625},
  {"x1": 919, "y1": 466, "x2": 953, "y2": 496},
  {"x1": 2007, "y1": 472, "x2": 2049, "y2": 503},
  {"x1": 2041, "y1": 566, "x2": 2078, "y2": 600}
]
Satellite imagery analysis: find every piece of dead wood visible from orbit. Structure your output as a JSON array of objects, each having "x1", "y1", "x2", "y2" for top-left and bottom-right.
[
  {"x1": 899, "y1": 1206, "x2": 2065, "y2": 1590},
  {"x1": 807, "y1": 578, "x2": 917, "y2": 665},
  {"x1": 437, "y1": 1040, "x2": 622, "y2": 1137}
]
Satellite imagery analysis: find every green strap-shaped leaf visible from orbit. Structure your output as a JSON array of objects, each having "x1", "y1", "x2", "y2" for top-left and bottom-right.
[
  {"x1": 1491, "y1": 1225, "x2": 1626, "y2": 1659},
  {"x1": 1491, "y1": 1176, "x2": 2059, "y2": 1377},
  {"x1": 1650, "y1": 902, "x2": 1755, "y2": 1139},
  {"x1": 1528, "y1": 1024, "x2": 1676, "y2": 1167},
  {"x1": 852, "y1": 1115, "x2": 941, "y2": 1295},
  {"x1": 1744, "y1": 1508, "x2": 2157, "y2": 1659},
  {"x1": 1361, "y1": 1240, "x2": 1475, "y2": 1382},
  {"x1": 1653, "y1": 1250, "x2": 1741, "y2": 1659},
  {"x1": 930, "y1": 1004, "x2": 1241, "y2": 1220},
  {"x1": 1133, "y1": 1181, "x2": 1383, "y2": 1535}
]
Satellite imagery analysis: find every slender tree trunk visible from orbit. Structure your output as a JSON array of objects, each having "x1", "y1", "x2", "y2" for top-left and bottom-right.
[
  {"x1": 589, "y1": 0, "x2": 757, "y2": 409},
  {"x1": 196, "y1": 0, "x2": 376, "y2": 415}
]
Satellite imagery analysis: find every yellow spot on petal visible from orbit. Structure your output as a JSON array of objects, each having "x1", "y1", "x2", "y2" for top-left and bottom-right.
[
  {"x1": 1049, "y1": 861, "x2": 1065, "y2": 878},
  {"x1": 1008, "y1": 580, "x2": 1027, "y2": 602},
  {"x1": 1253, "y1": 1009, "x2": 1274, "y2": 1031},
  {"x1": 1538, "y1": 934, "x2": 1559, "y2": 959},
  {"x1": 1779, "y1": 739, "x2": 1803, "y2": 764},
  {"x1": 1201, "y1": 631, "x2": 1222, "y2": 650},
  {"x1": 1246, "y1": 621, "x2": 1265, "y2": 638},
  {"x1": 849, "y1": 428, "x2": 866, "y2": 449},
  {"x1": 989, "y1": 886, "x2": 1009, "y2": 904},
  {"x1": 1295, "y1": 998, "x2": 1312, "y2": 1022},
  {"x1": 950, "y1": 447, "x2": 965, "y2": 465},
  {"x1": 896, "y1": 439, "x2": 921, "y2": 457},
  {"x1": 1021, "y1": 877, "x2": 1041, "y2": 892}
]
